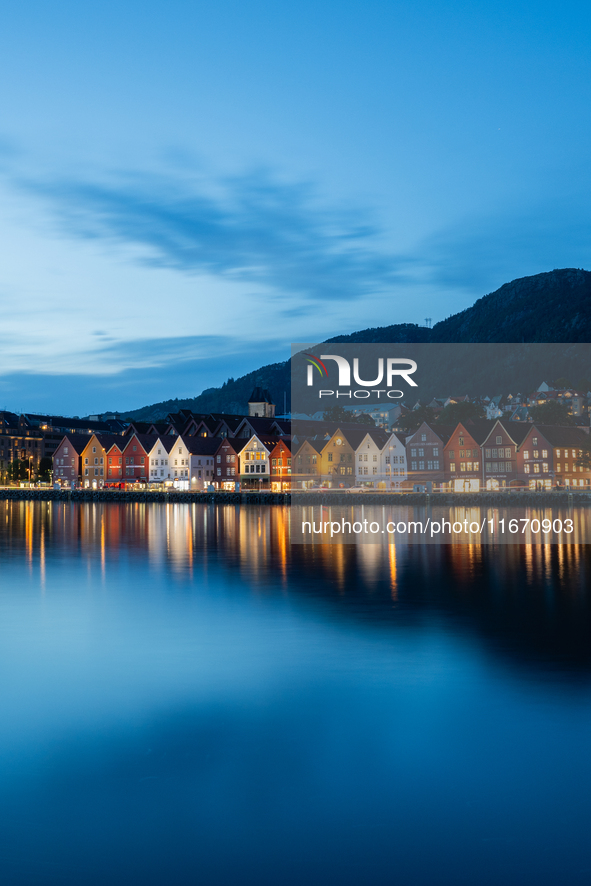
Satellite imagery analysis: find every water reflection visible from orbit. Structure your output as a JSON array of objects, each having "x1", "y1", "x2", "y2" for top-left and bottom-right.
[
  {"x1": 2, "y1": 500, "x2": 591, "y2": 677},
  {"x1": 2, "y1": 501, "x2": 591, "y2": 885}
]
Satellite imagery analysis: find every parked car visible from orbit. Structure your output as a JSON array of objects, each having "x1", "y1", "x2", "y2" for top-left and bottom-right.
[{"x1": 346, "y1": 486, "x2": 370, "y2": 493}]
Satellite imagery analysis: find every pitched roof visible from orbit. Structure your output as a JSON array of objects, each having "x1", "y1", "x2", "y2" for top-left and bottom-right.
[
  {"x1": 491, "y1": 420, "x2": 532, "y2": 445},
  {"x1": 222, "y1": 436, "x2": 250, "y2": 454},
  {"x1": 183, "y1": 436, "x2": 221, "y2": 456},
  {"x1": 528, "y1": 425, "x2": 591, "y2": 447},
  {"x1": 54, "y1": 433, "x2": 92, "y2": 454},
  {"x1": 249, "y1": 387, "x2": 273, "y2": 404}
]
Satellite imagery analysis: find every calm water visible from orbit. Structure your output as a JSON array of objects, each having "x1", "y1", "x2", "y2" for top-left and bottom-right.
[{"x1": 1, "y1": 501, "x2": 591, "y2": 885}]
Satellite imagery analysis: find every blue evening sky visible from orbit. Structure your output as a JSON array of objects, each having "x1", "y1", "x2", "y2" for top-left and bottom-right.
[{"x1": 1, "y1": 0, "x2": 590, "y2": 414}]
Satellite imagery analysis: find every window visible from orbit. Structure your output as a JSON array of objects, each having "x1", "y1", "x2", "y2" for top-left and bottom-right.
[
  {"x1": 572, "y1": 449, "x2": 576, "y2": 458},
  {"x1": 433, "y1": 448, "x2": 439, "y2": 456},
  {"x1": 556, "y1": 463, "x2": 561, "y2": 472},
  {"x1": 485, "y1": 448, "x2": 490, "y2": 458},
  {"x1": 411, "y1": 449, "x2": 416, "y2": 457},
  {"x1": 459, "y1": 450, "x2": 465, "y2": 458},
  {"x1": 533, "y1": 464, "x2": 540, "y2": 473},
  {"x1": 427, "y1": 460, "x2": 433, "y2": 470},
  {"x1": 449, "y1": 462, "x2": 456, "y2": 472},
  {"x1": 542, "y1": 450, "x2": 548, "y2": 458},
  {"x1": 217, "y1": 455, "x2": 221, "y2": 463},
  {"x1": 64, "y1": 447, "x2": 68, "y2": 455},
  {"x1": 504, "y1": 462, "x2": 510, "y2": 472},
  {"x1": 466, "y1": 462, "x2": 472, "y2": 471},
  {"x1": 459, "y1": 437, "x2": 464, "y2": 446},
  {"x1": 418, "y1": 460, "x2": 425, "y2": 470},
  {"x1": 421, "y1": 434, "x2": 426, "y2": 442},
  {"x1": 523, "y1": 451, "x2": 529, "y2": 460},
  {"x1": 92, "y1": 447, "x2": 96, "y2": 453},
  {"x1": 373, "y1": 467, "x2": 377, "y2": 474},
  {"x1": 542, "y1": 463, "x2": 549, "y2": 472},
  {"x1": 533, "y1": 450, "x2": 539, "y2": 459},
  {"x1": 133, "y1": 446, "x2": 137, "y2": 452},
  {"x1": 496, "y1": 436, "x2": 502, "y2": 444},
  {"x1": 473, "y1": 462, "x2": 479, "y2": 471},
  {"x1": 328, "y1": 453, "x2": 333, "y2": 462},
  {"x1": 532, "y1": 437, "x2": 538, "y2": 446},
  {"x1": 460, "y1": 463, "x2": 466, "y2": 472},
  {"x1": 411, "y1": 461, "x2": 417, "y2": 470},
  {"x1": 85, "y1": 458, "x2": 88, "y2": 465},
  {"x1": 449, "y1": 450, "x2": 455, "y2": 459},
  {"x1": 434, "y1": 460, "x2": 440, "y2": 470},
  {"x1": 418, "y1": 448, "x2": 424, "y2": 457},
  {"x1": 373, "y1": 454, "x2": 377, "y2": 462},
  {"x1": 364, "y1": 454, "x2": 368, "y2": 462}
]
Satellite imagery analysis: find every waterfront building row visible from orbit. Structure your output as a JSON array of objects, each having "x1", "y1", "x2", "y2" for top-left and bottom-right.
[{"x1": 50, "y1": 418, "x2": 591, "y2": 493}]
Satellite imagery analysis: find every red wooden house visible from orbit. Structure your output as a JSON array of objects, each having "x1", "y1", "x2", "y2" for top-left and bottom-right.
[
  {"x1": 516, "y1": 424, "x2": 591, "y2": 489},
  {"x1": 213, "y1": 437, "x2": 249, "y2": 489},
  {"x1": 270, "y1": 438, "x2": 292, "y2": 491},
  {"x1": 120, "y1": 433, "x2": 152, "y2": 483},
  {"x1": 443, "y1": 421, "x2": 494, "y2": 491}
]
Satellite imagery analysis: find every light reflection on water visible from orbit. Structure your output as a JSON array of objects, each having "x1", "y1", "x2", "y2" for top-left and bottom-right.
[{"x1": 1, "y1": 501, "x2": 591, "y2": 885}]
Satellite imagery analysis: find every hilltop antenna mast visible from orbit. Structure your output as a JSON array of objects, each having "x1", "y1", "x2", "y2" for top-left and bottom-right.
[{"x1": 425, "y1": 318, "x2": 432, "y2": 328}]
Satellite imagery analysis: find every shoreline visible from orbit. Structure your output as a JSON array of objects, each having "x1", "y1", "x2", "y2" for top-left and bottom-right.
[{"x1": 0, "y1": 489, "x2": 590, "y2": 506}]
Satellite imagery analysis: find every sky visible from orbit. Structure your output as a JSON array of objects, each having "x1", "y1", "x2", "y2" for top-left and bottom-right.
[{"x1": 1, "y1": 0, "x2": 590, "y2": 415}]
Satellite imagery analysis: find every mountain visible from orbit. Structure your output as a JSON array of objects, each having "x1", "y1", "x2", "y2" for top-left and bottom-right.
[{"x1": 122, "y1": 268, "x2": 591, "y2": 420}]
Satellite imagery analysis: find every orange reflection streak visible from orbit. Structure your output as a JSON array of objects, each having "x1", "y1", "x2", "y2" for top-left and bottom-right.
[
  {"x1": 101, "y1": 511, "x2": 106, "y2": 582},
  {"x1": 39, "y1": 519, "x2": 45, "y2": 593},
  {"x1": 25, "y1": 502, "x2": 33, "y2": 571},
  {"x1": 389, "y1": 541, "x2": 397, "y2": 600}
]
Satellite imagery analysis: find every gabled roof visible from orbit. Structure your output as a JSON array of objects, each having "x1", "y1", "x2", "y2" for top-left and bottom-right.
[
  {"x1": 341, "y1": 427, "x2": 390, "y2": 450},
  {"x1": 485, "y1": 419, "x2": 532, "y2": 446},
  {"x1": 526, "y1": 425, "x2": 591, "y2": 447},
  {"x1": 293, "y1": 437, "x2": 325, "y2": 456},
  {"x1": 85, "y1": 433, "x2": 126, "y2": 451},
  {"x1": 221, "y1": 436, "x2": 250, "y2": 454},
  {"x1": 54, "y1": 433, "x2": 92, "y2": 455},
  {"x1": 406, "y1": 422, "x2": 455, "y2": 445},
  {"x1": 147, "y1": 422, "x2": 171, "y2": 435},
  {"x1": 181, "y1": 436, "x2": 221, "y2": 456},
  {"x1": 448, "y1": 420, "x2": 498, "y2": 445},
  {"x1": 124, "y1": 421, "x2": 152, "y2": 435},
  {"x1": 120, "y1": 432, "x2": 159, "y2": 453},
  {"x1": 145, "y1": 435, "x2": 178, "y2": 454},
  {"x1": 269, "y1": 437, "x2": 292, "y2": 452}
]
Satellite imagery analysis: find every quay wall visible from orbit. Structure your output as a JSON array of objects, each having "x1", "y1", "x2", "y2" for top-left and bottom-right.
[{"x1": 0, "y1": 489, "x2": 590, "y2": 506}]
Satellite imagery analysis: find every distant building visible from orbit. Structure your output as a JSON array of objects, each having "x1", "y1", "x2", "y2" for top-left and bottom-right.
[{"x1": 248, "y1": 387, "x2": 275, "y2": 419}]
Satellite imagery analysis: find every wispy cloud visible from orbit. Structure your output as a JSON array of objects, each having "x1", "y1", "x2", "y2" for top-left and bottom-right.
[{"x1": 20, "y1": 168, "x2": 409, "y2": 302}]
